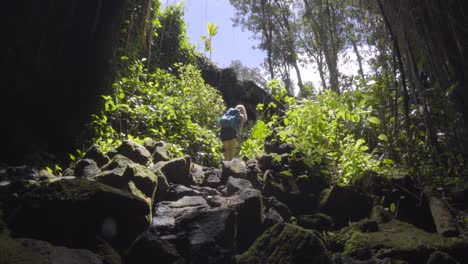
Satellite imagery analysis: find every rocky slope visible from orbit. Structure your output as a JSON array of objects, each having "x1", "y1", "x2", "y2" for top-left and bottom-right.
[{"x1": 1, "y1": 140, "x2": 468, "y2": 264}]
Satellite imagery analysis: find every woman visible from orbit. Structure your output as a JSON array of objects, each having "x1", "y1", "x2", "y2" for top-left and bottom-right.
[{"x1": 219, "y1": 104, "x2": 248, "y2": 161}]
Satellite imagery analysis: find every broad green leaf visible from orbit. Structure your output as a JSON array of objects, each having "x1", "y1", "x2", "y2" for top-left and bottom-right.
[
  {"x1": 378, "y1": 134, "x2": 388, "y2": 142},
  {"x1": 368, "y1": 116, "x2": 381, "y2": 125},
  {"x1": 383, "y1": 159, "x2": 394, "y2": 165}
]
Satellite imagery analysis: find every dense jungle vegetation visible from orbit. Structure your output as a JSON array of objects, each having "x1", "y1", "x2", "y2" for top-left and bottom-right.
[{"x1": 79, "y1": 0, "x2": 467, "y2": 187}]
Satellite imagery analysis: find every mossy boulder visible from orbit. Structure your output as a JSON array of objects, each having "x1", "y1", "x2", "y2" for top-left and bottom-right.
[
  {"x1": 8, "y1": 178, "x2": 150, "y2": 251},
  {"x1": 328, "y1": 219, "x2": 468, "y2": 263},
  {"x1": 100, "y1": 154, "x2": 134, "y2": 175},
  {"x1": 236, "y1": 222, "x2": 331, "y2": 264},
  {"x1": 122, "y1": 164, "x2": 158, "y2": 200},
  {"x1": 95, "y1": 155, "x2": 162, "y2": 212},
  {"x1": 116, "y1": 140, "x2": 152, "y2": 165},
  {"x1": 94, "y1": 154, "x2": 169, "y2": 208}
]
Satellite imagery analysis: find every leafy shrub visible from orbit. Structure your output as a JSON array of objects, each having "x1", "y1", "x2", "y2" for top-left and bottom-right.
[
  {"x1": 242, "y1": 81, "x2": 392, "y2": 183},
  {"x1": 88, "y1": 60, "x2": 225, "y2": 166}
]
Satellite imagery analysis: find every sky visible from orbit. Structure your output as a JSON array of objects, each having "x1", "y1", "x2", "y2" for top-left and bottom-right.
[
  {"x1": 164, "y1": 0, "x2": 266, "y2": 69},
  {"x1": 163, "y1": 0, "x2": 368, "y2": 92}
]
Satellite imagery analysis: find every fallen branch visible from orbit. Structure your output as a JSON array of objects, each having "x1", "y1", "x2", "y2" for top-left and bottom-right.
[{"x1": 423, "y1": 187, "x2": 459, "y2": 237}]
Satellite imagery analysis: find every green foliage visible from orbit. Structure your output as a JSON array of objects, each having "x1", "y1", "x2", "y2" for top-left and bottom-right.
[
  {"x1": 88, "y1": 60, "x2": 225, "y2": 166},
  {"x1": 45, "y1": 164, "x2": 62, "y2": 176},
  {"x1": 242, "y1": 80, "x2": 393, "y2": 184},
  {"x1": 277, "y1": 90, "x2": 384, "y2": 183},
  {"x1": 150, "y1": 2, "x2": 198, "y2": 71}
]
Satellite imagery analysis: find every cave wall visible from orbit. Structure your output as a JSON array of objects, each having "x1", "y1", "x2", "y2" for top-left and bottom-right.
[
  {"x1": 1, "y1": 0, "x2": 151, "y2": 165},
  {"x1": 382, "y1": 0, "x2": 468, "y2": 134},
  {"x1": 200, "y1": 64, "x2": 284, "y2": 121}
]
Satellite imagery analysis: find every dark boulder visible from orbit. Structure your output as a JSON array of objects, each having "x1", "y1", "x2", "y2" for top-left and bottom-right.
[
  {"x1": 296, "y1": 213, "x2": 334, "y2": 231},
  {"x1": 263, "y1": 170, "x2": 317, "y2": 215},
  {"x1": 166, "y1": 184, "x2": 203, "y2": 201},
  {"x1": 426, "y1": 251, "x2": 459, "y2": 264},
  {"x1": 63, "y1": 158, "x2": 101, "y2": 178},
  {"x1": 296, "y1": 173, "x2": 328, "y2": 196},
  {"x1": 0, "y1": 180, "x2": 41, "y2": 217},
  {"x1": 8, "y1": 178, "x2": 150, "y2": 251},
  {"x1": 208, "y1": 188, "x2": 263, "y2": 253},
  {"x1": 153, "y1": 156, "x2": 194, "y2": 187},
  {"x1": 202, "y1": 168, "x2": 223, "y2": 188},
  {"x1": 191, "y1": 185, "x2": 222, "y2": 197},
  {"x1": 225, "y1": 176, "x2": 253, "y2": 196},
  {"x1": 18, "y1": 238, "x2": 105, "y2": 264},
  {"x1": 319, "y1": 185, "x2": 373, "y2": 227},
  {"x1": 83, "y1": 145, "x2": 110, "y2": 169},
  {"x1": 152, "y1": 196, "x2": 210, "y2": 236},
  {"x1": 126, "y1": 232, "x2": 184, "y2": 264},
  {"x1": 175, "y1": 208, "x2": 237, "y2": 263},
  {"x1": 245, "y1": 158, "x2": 263, "y2": 189},
  {"x1": 263, "y1": 196, "x2": 292, "y2": 222},
  {"x1": 0, "y1": 165, "x2": 38, "y2": 182},
  {"x1": 257, "y1": 154, "x2": 274, "y2": 172},
  {"x1": 263, "y1": 208, "x2": 284, "y2": 230},
  {"x1": 116, "y1": 140, "x2": 152, "y2": 165},
  {"x1": 221, "y1": 159, "x2": 247, "y2": 183}
]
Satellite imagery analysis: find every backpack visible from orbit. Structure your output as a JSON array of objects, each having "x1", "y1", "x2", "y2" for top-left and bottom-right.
[{"x1": 220, "y1": 108, "x2": 241, "y2": 132}]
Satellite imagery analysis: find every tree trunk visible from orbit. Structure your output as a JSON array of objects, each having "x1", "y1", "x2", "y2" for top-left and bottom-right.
[
  {"x1": 351, "y1": 37, "x2": 366, "y2": 84},
  {"x1": 261, "y1": 0, "x2": 275, "y2": 80}
]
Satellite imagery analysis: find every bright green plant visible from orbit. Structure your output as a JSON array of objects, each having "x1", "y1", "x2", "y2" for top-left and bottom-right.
[
  {"x1": 200, "y1": 22, "x2": 219, "y2": 59},
  {"x1": 88, "y1": 60, "x2": 225, "y2": 166},
  {"x1": 278, "y1": 89, "x2": 385, "y2": 183}
]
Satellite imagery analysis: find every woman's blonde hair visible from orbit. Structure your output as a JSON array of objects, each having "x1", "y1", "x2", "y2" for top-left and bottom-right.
[{"x1": 235, "y1": 104, "x2": 247, "y2": 119}]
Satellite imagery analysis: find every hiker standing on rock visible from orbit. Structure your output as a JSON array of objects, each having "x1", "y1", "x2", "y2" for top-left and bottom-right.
[{"x1": 219, "y1": 104, "x2": 248, "y2": 161}]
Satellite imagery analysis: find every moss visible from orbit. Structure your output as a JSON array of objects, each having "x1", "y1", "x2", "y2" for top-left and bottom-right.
[
  {"x1": 123, "y1": 164, "x2": 158, "y2": 199},
  {"x1": 23, "y1": 178, "x2": 140, "y2": 202},
  {"x1": 236, "y1": 222, "x2": 330, "y2": 264},
  {"x1": 328, "y1": 219, "x2": 468, "y2": 263},
  {"x1": 0, "y1": 212, "x2": 43, "y2": 264}
]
